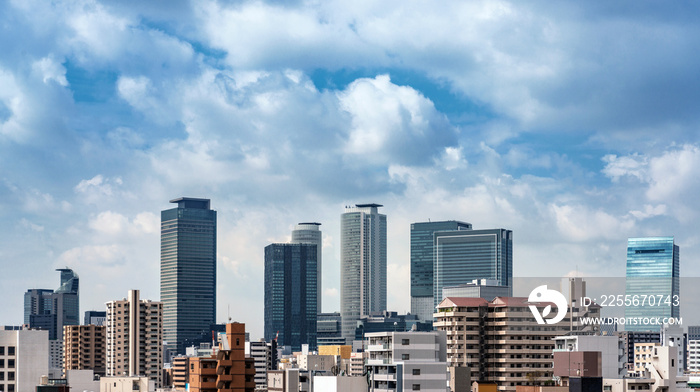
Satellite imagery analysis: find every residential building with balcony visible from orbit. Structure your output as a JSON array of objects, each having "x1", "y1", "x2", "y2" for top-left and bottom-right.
[{"x1": 63, "y1": 324, "x2": 106, "y2": 376}]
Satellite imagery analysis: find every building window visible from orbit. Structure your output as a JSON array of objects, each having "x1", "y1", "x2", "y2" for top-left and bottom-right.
[
  {"x1": 7, "y1": 360, "x2": 13, "y2": 369},
  {"x1": 8, "y1": 371, "x2": 15, "y2": 381},
  {"x1": 413, "y1": 369, "x2": 421, "y2": 375},
  {"x1": 402, "y1": 354, "x2": 410, "y2": 360},
  {"x1": 413, "y1": 384, "x2": 421, "y2": 390},
  {"x1": 7, "y1": 347, "x2": 14, "y2": 356},
  {"x1": 402, "y1": 339, "x2": 410, "y2": 345},
  {"x1": 7, "y1": 385, "x2": 13, "y2": 392},
  {"x1": 0, "y1": 347, "x2": 4, "y2": 355},
  {"x1": 0, "y1": 359, "x2": 4, "y2": 368}
]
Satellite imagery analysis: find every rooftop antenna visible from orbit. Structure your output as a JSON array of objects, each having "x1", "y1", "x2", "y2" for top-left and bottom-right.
[{"x1": 228, "y1": 304, "x2": 231, "y2": 322}]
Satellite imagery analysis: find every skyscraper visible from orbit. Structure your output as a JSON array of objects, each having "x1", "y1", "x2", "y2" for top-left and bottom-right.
[
  {"x1": 625, "y1": 237, "x2": 680, "y2": 332},
  {"x1": 24, "y1": 268, "x2": 80, "y2": 340},
  {"x1": 340, "y1": 204, "x2": 386, "y2": 344},
  {"x1": 291, "y1": 222, "x2": 322, "y2": 311},
  {"x1": 161, "y1": 197, "x2": 217, "y2": 355},
  {"x1": 410, "y1": 221, "x2": 472, "y2": 321},
  {"x1": 106, "y1": 290, "x2": 163, "y2": 386},
  {"x1": 264, "y1": 243, "x2": 318, "y2": 351},
  {"x1": 432, "y1": 228, "x2": 513, "y2": 310}
]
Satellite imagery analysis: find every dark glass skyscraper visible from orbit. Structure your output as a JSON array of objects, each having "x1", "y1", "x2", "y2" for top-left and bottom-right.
[
  {"x1": 24, "y1": 268, "x2": 80, "y2": 340},
  {"x1": 410, "y1": 221, "x2": 472, "y2": 321},
  {"x1": 625, "y1": 237, "x2": 680, "y2": 332},
  {"x1": 161, "y1": 197, "x2": 217, "y2": 355},
  {"x1": 264, "y1": 243, "x2": 318, "y2": 351}
]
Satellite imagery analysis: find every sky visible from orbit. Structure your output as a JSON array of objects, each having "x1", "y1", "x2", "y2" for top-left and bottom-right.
[{"x1": 1, "y1": 0, "x2": 700, "y2": 339}]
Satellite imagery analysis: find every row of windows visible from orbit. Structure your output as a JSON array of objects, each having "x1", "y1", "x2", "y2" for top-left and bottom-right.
[{"x1": 0, "y1": 348, "x2": 14, "y2": 356}]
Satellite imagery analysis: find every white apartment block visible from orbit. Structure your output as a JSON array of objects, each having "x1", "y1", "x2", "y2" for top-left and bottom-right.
[
  {"x1": 688, "y1": 340, "x2": 700, "y2": 372},
  {"x1": 634, "y1": 343, "x2": 660, "y2": 376},
  {"x1": 106, "y1": 290, "x2": 163, "y2": 387},
  {"x1": 365, "y1": 330, "x2": 448, "y2": 392},
  {"x1": 0, "y1": 328, "x2": 49, "y2": 392}
]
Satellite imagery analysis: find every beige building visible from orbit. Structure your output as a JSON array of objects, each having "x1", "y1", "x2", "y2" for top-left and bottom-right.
[
  {"x1": 633, "y1": 342, "x2": 661, "y2": 376},
  {"x1": 435, "y1": 296, "x2": 599, "y2": 392},
  {"x1": 64, "y1": 325, "x2": 106, "y2": 376},
  {"x1": 106, "y1": 290, "x2": 163, "y2": 387}
]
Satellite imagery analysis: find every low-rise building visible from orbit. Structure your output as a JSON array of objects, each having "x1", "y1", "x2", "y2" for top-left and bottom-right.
[{"x1": 365, "y1": 330, "x2": 448, "y2": 392}]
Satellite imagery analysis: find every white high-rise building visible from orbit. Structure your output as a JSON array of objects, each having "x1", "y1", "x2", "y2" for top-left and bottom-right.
[
  {"x1": 340, "y1": 204, "x2": 387, "y2": 344},
  {"x1": 106, "y1": 290, "x2": 163, "y2": 387},
  {"x1": 291, "y1": 222, "x2": 323, "y2": 312},
  {"x1": 0, "y1": 328, "x2": 49, "y2": 392}
]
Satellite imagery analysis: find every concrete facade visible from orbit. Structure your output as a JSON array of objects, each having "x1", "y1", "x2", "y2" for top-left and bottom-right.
[
  {"x1": 365, "y1": 330, "x2": 448, "y2": 392},
  {"x1": 0, "y1": 328, "x2": 49, "y2": 392},
  {"x1": 105, "y1": 290, "x2": 163, "y2": 387}
]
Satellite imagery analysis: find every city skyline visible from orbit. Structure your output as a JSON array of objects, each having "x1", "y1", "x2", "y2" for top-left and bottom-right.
[{"x1": 2, "y1": 1, "x2": 700, "y2": 341}]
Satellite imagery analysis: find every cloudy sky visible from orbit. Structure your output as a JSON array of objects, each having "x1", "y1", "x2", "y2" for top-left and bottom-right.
[{"x1": 1, "y1": 0, "x2": 699, "y2": 338}]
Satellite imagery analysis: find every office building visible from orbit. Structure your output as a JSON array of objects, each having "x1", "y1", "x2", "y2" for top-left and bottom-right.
[
  {"x1": 435, "y1": 296, "x2": 600, "y2": 392},
  {"x1": 340, "y1": 204, "x2": 387, "y2": 344},
  {"x1": 365, "y1": 330, "x2": 448, "y2": 392},
  {"x1": 625, "y1": 237, "x2": 680, "y2": 332},
  {"x1": 410, "y1": 220, "x2": 472, "y2": 321},
  {"x1": 354, "y1": 311, "x2": 432, "y2": 343},
  {"x1": 433, "y1": 228, "x2": 512, "y2": 310},
  {"x1": 0, "y1": 327, "x2": 49, "y2": 392},
  {"x1": 83, "y1": 311, "x2": 106, "y2": 326},
  {"x1": 161, "y1": 197, "x2": 217, "y2": 355},
  {"x1": 291, "y1": 222, "x2": 323, "y2": 312},
  {"x1": 442, "y1": 279, "x2": 511, "y2": 302},
  {"x1": 688, "y1": 326, "x2": 700, "y2": 342},
  {"x1": 688, "y1": 340, "x2": 700, "y2": 372},
  {"x1": 245, "y1": 339, "x2": 278, "y2": 390},
  {"x1": 316, "y1": 312, "x2": 344, "y2": 347},
  {"x1": 63, "y1": 325, "x2": 106, "y2": 376},
  {"x1": 24, "y1": 269, "x2": 80, "y2": 340},
  {"x1": 264, "y1": 243, "x2": 318, "y2": 351},
  {"x1": 106, "y1": 290, "x2": 163, "y2": 387}
]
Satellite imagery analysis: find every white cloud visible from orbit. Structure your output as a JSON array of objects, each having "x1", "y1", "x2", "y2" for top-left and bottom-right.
[
  {"x1": 32, "y1": 55, "x2": 68, "y2": 86},
  {"x1": 602, "y1": 154, "x2": 648, "y2": 182}
]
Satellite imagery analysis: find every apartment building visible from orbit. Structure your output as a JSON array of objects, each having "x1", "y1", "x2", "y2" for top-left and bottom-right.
[
  {"x1": 0, "y1": 328, "x2": 49, "y2": 392},
  {"x1": 64, "y1": 325, "x2": 106, "y2": 376},
  {"x1": 365, "y1": 330, "x2": 448, "y2": 392},
  {"x1": 106, "y1": 290, "x2": 163, "y2": 387},
  {"x1": 434, "y1": 296, "x2": 599, "y2": 392}
]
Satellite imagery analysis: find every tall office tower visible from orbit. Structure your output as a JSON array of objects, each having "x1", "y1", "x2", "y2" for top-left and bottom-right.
[
  {"x1": 264, "y1": 243, "x2": 318, "y2": 351},
  {"x1": 433, "y1": 228, "x2": 513, "y2": 310},
  {"x1": 24, "y1": 269, "x2": 80, "y2": 340},
  {"x1": 340, "y1": 204, "x2": 387, "y2": 344},
  {"x1": 625, "y1": 237, "x2": 680, "y2": 332},
  {"x1": 0, "y1": 328, "x2": 49, "y2": 392},
  {"x1": 161, "y1": 197, "x2": 217, "y2": 355},
  {"x1": 106, "y1": 290, "x2": 163, "y2": 387},
  {"x1": 410, "y1": 221, "x2": 472, "y2": 321},
  {"x1": 291, "y1": 223, "x2": 322, "y2": 312},
  {"x1": 63, "y1": 324, "x2": 106, "y2": 376}
]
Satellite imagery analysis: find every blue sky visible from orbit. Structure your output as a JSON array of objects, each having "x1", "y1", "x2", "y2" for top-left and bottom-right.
[{"x1": 1, "y1": 0, "x2": 700, "y2": 338}]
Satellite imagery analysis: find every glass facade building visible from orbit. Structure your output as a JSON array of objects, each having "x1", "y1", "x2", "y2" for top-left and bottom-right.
[
  {"x1": 264, "y1": 243, "x2": 318, "y2": 351},
  {"x1": 433, "y1": 228, "x2": 513, "y2": 309},
  {"x1": 340, "y1": 204, "x2": 387, "y2": 344},
  {"x1": 624, "y1": 237, "x2": 680, "y2": 332},
  {"x1": 291, "y1": 222, "x2": 322, "y2": 312},
  {"x1": 161, "y1": 197, "x2": 217, "y2": 355},
  {"x1": 410, "y1": 221, "x2": 472, "y2": 321},
  {"x1": 24, "y1": 269, "x2": 79, "y2": 340}
]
